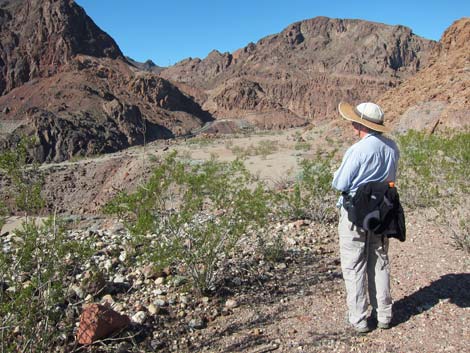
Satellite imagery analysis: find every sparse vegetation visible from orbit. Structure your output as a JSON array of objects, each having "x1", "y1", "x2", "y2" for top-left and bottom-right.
[
  {"x1": 276, "y1": 151, "x2": 336, "y2": 222},
  {"x1": 397, "y1": 130, "x2": 469, "y2": 252},
  {"x1": 229, "y1": 139, "x2": 279, "y2": 159},
  {"x1": 0, "y1": 138, "x2": 93, "y2": 352},
  {"x1": 397, "y1": 130, "x2": 469, "y2": 208},
  {"x1": 105, "y1": 152, "x2": 271, "y2": 294}
]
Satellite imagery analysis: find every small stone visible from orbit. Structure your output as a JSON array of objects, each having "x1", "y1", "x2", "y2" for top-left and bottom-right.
[
  {"x1": 131, "y1": 311, "x2": 147, "y2": 325},
  {"x1": 148, "y1": 304, "x2": 159, "y2": 315},
  {"x1": 225, "y1": 299, "x2": 239, "y2": 309},
  {"x1": 119, "y1": 251, "x2": 127, "y2": 262},
  {"x1": 154, "y1": 277, "x2": 165, "y2": 285},
  {"x1": 154, "y1": 299, "x2": 166, "y2": 307},
  {"x1": 70, "y1": 285, "x2": 85, "y2": 299},
  {"x1": 188, "y1": 317, "x2": 206, "y2": 329},
  {"x1": 101, "y1": 294, "x2": 114, "y2": 306},
  {"x1": 113, "y1": 274, "x2": 126, "y2": 283},
  {"x1": 85, "y1": 294, "x2": 93, "y2": 302}
]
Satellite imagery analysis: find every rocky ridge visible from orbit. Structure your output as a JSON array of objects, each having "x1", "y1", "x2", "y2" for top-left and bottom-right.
[
  {"x1": 379, "y1": 17, "x2": 470, "y2": 132},
  {"x1": 0, "y1": 0, "x2": 212, "y2": 162},
  {"x1": 161, "y1": 17, "x2": 436, "y2": 127}
]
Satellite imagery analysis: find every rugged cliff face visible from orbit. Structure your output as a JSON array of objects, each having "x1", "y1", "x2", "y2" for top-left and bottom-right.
[
  {"x1": 161, "y1": 17, "x2": 436, "y2": 127},
  {"x1": 0, "y1": 0, "x2": 123, "y2": 95},
  {"x1": 379, "y1": 17, "x2": 470, "y2": 132},
  {"x1": 0, "y1": 0, "x2": 211, "y2": 162}
]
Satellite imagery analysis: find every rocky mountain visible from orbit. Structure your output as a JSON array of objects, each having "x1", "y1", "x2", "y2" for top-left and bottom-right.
[
  {"x1": 379, "y1": 17, "x2": 470, "y2": 132},
  {"x1": 0, "y1": 0, "x2": 123, "y2": 95},
  {"x1": 126, "y1": 57, "x2": 164, "y2": 74},
  {"x1": 160, "y1": 17, "x2": 436, "y2": 128},
  {"x1": 0, "y1": 0, "x2": 211, "y2": 162}
]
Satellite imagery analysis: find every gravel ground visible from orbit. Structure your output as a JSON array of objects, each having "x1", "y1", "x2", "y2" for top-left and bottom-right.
[{"x1": 187, "y1": 209, "x2": 470, "y2": 353}]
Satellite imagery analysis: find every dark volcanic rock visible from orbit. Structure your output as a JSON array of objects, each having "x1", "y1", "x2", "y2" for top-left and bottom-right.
[
  {"x1": 0, "y1": 0, "x2": 123, "y2": 96},
  {"x1": 161, "y1": 17, "x2": 436, "y2": 126},
  {"x1": 0, "y1": 1, "x2": 213, "y2": 162}
]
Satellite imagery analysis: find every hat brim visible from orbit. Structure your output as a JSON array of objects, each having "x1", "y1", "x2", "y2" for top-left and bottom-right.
[{"x1": 338, "y1": 102, "x2": 390, "y2": 133}]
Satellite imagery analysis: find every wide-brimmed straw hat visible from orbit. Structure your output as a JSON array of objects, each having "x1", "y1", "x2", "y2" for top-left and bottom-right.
[{"x1": 338, "y1": 102, "x2": 390, "y2": 133}]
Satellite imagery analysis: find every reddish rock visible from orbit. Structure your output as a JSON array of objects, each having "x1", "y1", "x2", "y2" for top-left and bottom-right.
[
  {"x1": 161, "y1": 17, "x2": 436, "y2": 125},
  {"x1": 76, "y1": 304, "x2": 130, "y2": 345},
  {"x1": 379, "y1": 17, "x2": 470, "y2": 132}
]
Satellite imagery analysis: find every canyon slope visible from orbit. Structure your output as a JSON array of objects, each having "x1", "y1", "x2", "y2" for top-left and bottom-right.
[
  {"x1": 160, "y1": 17, "x2": 436, "y2": 128},
  {"x1": 0, "y1": 0, "x2": 211, "y2": 162},
  {"x1": 379, "y1": 17, "x2": 470, "y2": 132}
]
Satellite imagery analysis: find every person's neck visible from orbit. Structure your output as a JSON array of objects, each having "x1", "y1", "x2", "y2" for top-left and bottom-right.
[{"x1": 359, "y1": 130, "x2": 369, "y2": 139}]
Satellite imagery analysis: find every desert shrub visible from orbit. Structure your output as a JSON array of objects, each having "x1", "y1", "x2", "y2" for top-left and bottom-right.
[
  {"x1": 0, "y1": 137, "x2": 44, "y2": 214},
  {"x1": 105, "y1": 152, "x2": 271, "y2": 294},
  {"x1": 276, "y1": 152, "x2": 336, "y2": 222},
  {"x1": 229, "y1": 139, "x2": 279, "y2": 160},
  {"x1": 0, "y1": 217, "x2": 93, "y2": 352},
  {"x1": 397, "y1": 130, "x2": 469, "y2": 209},
  {"x1": 0, "y1": 138, "x2": 93, "y2": 352},
  {"x1": 294, "y1": 141, "x2": 311, "y2": 151}
]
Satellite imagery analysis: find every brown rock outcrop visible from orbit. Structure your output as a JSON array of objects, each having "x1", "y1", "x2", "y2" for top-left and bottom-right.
[
  {"x1": 0, "y1": 0, "x2": 123, "y2": 95},
  {"x1": 379, "y1": 18, "x2": 470, "y2": 132},
  {"x1": 0, "y1": 1, "x2": 212, "y2": 162},
  {"x1": 161, "y1": 17, "x2": 436, "y2": 127}
]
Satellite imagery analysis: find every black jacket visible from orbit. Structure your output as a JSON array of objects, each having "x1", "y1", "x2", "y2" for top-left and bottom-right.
[{"x1": 343, "y1": 181, "x2": 406, "y2": 242}]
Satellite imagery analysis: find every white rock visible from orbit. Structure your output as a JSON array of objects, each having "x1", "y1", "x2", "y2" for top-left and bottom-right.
[
  {"x1": 131, "y1": 311, "x2": 147, "y2": 324},
  {"x1": 225, "y1": 299, "x2": 239, "y2": 309},
  {"x1": 119, "y1": 251, "x2": 127, "y2": 262},
  {"x1": 148, "y1": 304, "x2": 158, "y2": 315}
]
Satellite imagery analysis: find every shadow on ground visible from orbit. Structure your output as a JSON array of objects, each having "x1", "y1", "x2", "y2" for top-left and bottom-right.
[
  {"x1": 191, "y1": 248, "x2": 343, "y2": 352},
  {"x1": 393, "y1": 273, "x2": 470, "y2": 325}
]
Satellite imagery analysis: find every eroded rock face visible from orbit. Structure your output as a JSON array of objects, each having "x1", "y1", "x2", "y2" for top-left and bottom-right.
[
  {"x1": 0, "y1": 0, "x2": 123, "y2": 95},
  {"x1": 0, "y1": 55, "x2": 211, "y2": 162},
  {"x1": 0, "y1": 1, "x2": 212, "y2": 162},
  {"x1": 379, "y1": 17, "x2": 470, "y2": 132},
  {"x1": 161, "y1": 17, "x2": 436, "y2": 125}
]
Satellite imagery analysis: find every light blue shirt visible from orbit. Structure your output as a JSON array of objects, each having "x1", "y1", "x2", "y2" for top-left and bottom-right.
[{"x1": 332, "y1": 133, "x2": 400, "y2": 206}]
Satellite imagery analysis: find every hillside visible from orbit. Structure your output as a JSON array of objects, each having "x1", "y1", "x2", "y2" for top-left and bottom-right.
[
  {"x1": 379, "y1": 18, "x2": 470, "y2": 132},
  {"x1": 0, "y1": 0, "x2": 211, "y2": 162},
  {"x1": 161, "y1": 17, "x2": 436, "y2": 128}
]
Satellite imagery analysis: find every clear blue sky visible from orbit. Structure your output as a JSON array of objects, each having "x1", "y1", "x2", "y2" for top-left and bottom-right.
[{"x1": 75, "y1": 0, "x2": 469, "y2": 67}]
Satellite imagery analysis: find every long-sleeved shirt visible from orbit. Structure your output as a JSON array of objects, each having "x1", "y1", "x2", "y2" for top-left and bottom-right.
[{"x1": 332, "y1": 132, "x2": 400, "y2": 206}]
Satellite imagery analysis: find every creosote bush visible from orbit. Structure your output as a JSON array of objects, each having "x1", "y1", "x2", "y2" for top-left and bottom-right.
[
  {"x1": 105, "y1": 152, "x2": 271, "y2": 294},
  {"x1": 397, "y1": 130, "x2": 469, "y2": 209},
  {"x1": 0, "y1": 217, "x2": 93, "y2": 352},
  {"x1": 397, "y1": 130, "x2": 469, "y2": 252},
  {"x1": 0, "y1": 137, "x2": 93, "y2": 352},
  {"x1": 276, "y1": 152, "x2": 336, "y2": 222}
]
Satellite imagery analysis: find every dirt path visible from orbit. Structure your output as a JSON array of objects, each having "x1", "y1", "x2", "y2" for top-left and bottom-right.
[{"x1": 191, "y1": 210, "x2": 469, "y2": 353}]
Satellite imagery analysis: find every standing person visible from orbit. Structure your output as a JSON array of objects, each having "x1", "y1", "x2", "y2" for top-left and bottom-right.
[{"x1": 332, "y1": 102, "x2": 400, "y2": 333}]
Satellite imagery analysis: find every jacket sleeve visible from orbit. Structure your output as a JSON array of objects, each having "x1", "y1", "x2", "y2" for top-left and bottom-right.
[{"x1": 332, "y1": 147, "x2": 361, "y2": 192}]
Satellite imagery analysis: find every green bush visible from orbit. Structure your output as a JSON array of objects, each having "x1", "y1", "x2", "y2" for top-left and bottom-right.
[
  {"x1": 0, "y1": 217, "x2": 93, "y2": 352},
  {"x1": 105, "y1": 152, "x2": 271, "y2": 294},
  {"x1": 276, "y1": 152, "x2": 336, "y2": 222},
  {"x1": 0, "y1": 137, "x2": 44, "y2": 214},
  {"x1": 397, "y1": 130, "x2": 469, "y2": 209},
  {"x1": 0, "y1": 137, "x2": 93, "y2": 352}
]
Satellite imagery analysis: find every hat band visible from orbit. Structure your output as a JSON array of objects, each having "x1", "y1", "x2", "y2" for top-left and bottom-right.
[{"x1": 353, "y1": 107, "x2": 384, "y2": 125}]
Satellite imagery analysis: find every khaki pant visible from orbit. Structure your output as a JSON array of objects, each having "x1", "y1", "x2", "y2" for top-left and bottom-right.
[{"x1": 338, "y1": 207, "x2": 392, "y2": 328}]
